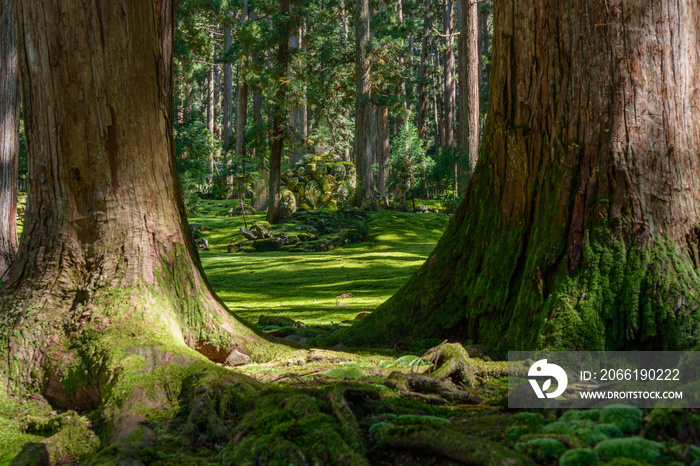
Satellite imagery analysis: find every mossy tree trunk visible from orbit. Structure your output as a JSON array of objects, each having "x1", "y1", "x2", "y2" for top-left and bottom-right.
[
  {"x1": 341, "y1": 0, "x2": 700, "y2": 353},
  {"x1": 0, "y1": 0, "x2": 19, "y2": 280},
  {"x1": 1, "y1": 0, "x2": 266, "y2": 399}
]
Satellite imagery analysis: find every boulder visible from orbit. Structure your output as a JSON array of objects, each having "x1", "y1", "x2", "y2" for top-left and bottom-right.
[
  {"x1": 312, "y1": 162, "x2": 328, "y2": 181},
  {"x1": 297, "y1": 166, "x2": 307, "y2": 177},
  {"x1": 305, "y1": 180, "x2": 323, "y2": 207},
  {"x1": 195, "y1": 238, "x2": 209, "y2": 251},
  {"x1": 250, "y1": 224, "x2": 273, "y2": 239},
  {"x1": 332, "y1": 163, "x2": 346, "y2": 181},
  {"x1": 240, "y1": 227, "x2": 257, "y2": 241},
  {"x1": 281, "y1": 190, "x2": 297, "y2": 213},
  {"x1": 321, "y1": 174, "x2": 337, "y2": 193},
  {"x1": 286, "y1": 177, "x2": 299, "y2": 191},
  {"x1": 415, "y1": 205, "x2": 428, "y2": 213},
  {"x1": 253, "y1": 238, "x2": 282, "y2": 252}
]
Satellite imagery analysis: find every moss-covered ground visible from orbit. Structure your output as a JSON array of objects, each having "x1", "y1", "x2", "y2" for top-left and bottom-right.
[
  {"x1": 189, "y1": 200, "x2": 449, "y2": 326},
  {"x1": 6, "y1": 199, "x2": 700, "y2": 465}
]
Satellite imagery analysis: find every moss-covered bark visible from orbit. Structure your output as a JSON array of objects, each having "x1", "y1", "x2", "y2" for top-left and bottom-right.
[{"x1": 335, "y1": 0, "x2": 700, "y2": 354}]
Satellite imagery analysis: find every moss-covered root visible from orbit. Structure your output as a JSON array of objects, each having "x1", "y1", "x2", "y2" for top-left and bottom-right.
[
  {"x1": 424, "y1": 342, "x2": 476, "y2": 386},
  {"x1": 384, "y1": 372, "x2": 482, "y2": 405},
  {"x1": 10, "y1": 411, "x2": 100, "y2": 465},
  {"x1": 379, "y1": 426, "x2": 535, "y2": 465}
]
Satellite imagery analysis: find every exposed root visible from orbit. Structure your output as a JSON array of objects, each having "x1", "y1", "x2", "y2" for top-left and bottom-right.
[{"x1": 423, "y1": 342, "x2": 477, "y2": 386}]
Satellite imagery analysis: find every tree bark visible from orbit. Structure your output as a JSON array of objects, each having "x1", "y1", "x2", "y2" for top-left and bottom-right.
[
  {"x1": 354, "y1": 0, "x2": 376, "y2": 206},
  {"x1": 267, "y1": 0, "x2": 290, "y2": 223},
  {"x1": 376, "y1": 106, "x2": 389, "y2": 204},
  {"x1": 443, "y1": 0, "x2": 456, "y2": 148},
  {"x1": 461, "y1": 0, "x2": 479, "y2": 173},
  {"x1": 235, "y1": 0, "x2": 249, "y2": 195},
  {"x1": 477, "y1": 0, "x2": 491, "y2": 105},
  {"x1": 1, "y1": 0, "x2": 263, "y2": 396},
  {"x1": 417, "y1": 0, "x2": 431, "y2": 143},
  {"x1": 222, "y1": 26, "x2": 233, "y2": 171},
  {"x1": 339, "y1": 0, "x2": 700, "y2": 354},
  {"x1": 207, "y1": 40, "x2": 216, "y2": 183},
  {"x1": 0, "y1": 0, "x2": 19, "y2": 280},
  {"x1": 289, "y1": 20, "x2": 307, "y2": 164}
]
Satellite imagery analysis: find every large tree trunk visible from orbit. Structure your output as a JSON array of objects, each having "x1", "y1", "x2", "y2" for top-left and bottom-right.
[
  {"x1": 442, "y1": 0, "x2": 456, "y2": 148},
  {"x1": 289, "y1": 20, "x2": 307, "y2": 164},
  {"x1": 478, "y1": 0, "x2": 491, "y2": 106},
  {"x1": 0, "y1": 0, "x2": 19, "y2": 280},
  {"x1": 267, "y1": 0, "x2": 290, "y2": 224},
  {"x1": 461, "y1": 0, "x2": 479, "y2": 173},
  {"x1": 354, "y1": 0, "x2": 376, "y2": 206},
  {"x1": 1, "y1": 0, "x2": 264, "y2": 398},
  {"x1": 339, "y1": 0, "x2": 700, "y2": 354}
]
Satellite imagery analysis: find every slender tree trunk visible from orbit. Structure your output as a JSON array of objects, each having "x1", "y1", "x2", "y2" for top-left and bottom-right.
[
  {"x1": 354, "y1": 0, "x2": 376, "y2": 206},
  {"x1": 443, "y1": 0, "x2": 456, "y2": 148},
  {"x1": 2, "y1": 0, "x2": 263, "y2": 397},
  {"x1": 376, "y1": 106, "x2": 389, "y2": 204},
  {"x1": 0, "y1": 0, "x2": 19, "y2": 280},
  {"x1": 267, "y1": 0, "x2": 290, "y2": 223},
  {"x1": 477, "y1": 0, "x2": 491, "y2": 105},
  {"x1": 462, "y1": 0, "x2": 479, "y2": 172},
  {"x1": 417, "y1": 0, "x2": 431, "y2": 143},
  {"x1": 235, "y1": 0, "x2": 249, "y2": 198},
  {"x1": 207, "y1": 40, "x2": 216, "y2": 183},
  {"x1": 340, "y1": 0, "x2": 700, "y2": 354},
  {"x1": 289, "y1": 20, "x2": 307, "y2": 164},
  {"x1": 222, "y1": 27, "x2": 234, "y2": 196}
]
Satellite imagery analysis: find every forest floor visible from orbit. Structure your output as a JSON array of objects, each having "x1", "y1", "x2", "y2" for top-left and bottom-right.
[{"x1": 5, "y1": 200, "x2": 700, "y2": 465}]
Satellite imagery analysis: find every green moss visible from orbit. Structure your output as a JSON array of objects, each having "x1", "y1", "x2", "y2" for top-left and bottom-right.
[
  {"x1": 325, "y1": 367, "x2": 366, "y2": 379},
  {"x1": 515, "y1": 438, "x2": 567, "y2": 463},
  {"x1": 599, "y1": 405, "x2": 643, "y2": 433},
  {"x1": 594, "y1": 437, "x2": 663, "y2": 463},
  {"x1": 558, "y1": 448, "x2": 600, "y2": 466}
]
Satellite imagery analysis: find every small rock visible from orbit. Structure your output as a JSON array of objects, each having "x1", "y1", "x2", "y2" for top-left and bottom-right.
[
  {"x1": 354, "y1": 312, "x2": 370, "y2": 320},
  {"x1": 284, "y1": 334, "x2": 308, "y2": 343},
  {"x1": 226, "y1": 349, "x2": 250, "y2": 366}
]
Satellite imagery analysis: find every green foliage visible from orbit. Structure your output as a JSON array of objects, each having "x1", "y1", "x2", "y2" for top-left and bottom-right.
[
  {"x1": 515, "y1": 437, "x2": 567, "y2": 463},
  {"x1": 599, "y1": 405, "x2": 643, "y2": 434}
]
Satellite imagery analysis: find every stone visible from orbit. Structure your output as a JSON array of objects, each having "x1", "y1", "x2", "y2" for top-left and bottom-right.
[
  {"x1": 226, "y1": 349, "x2": 250, "y2": 366},
  {"x1": 284, "y1": 334, "x2": 308, "y2": 344},
  {"x1": 258, "y1": 315, "x2": 297, "y2": 327},
  {"x1": 253, "y1": 238, "x2": 282, "y2": 252},
  {"x1": 336, "y1": 182, "x2": 350, "y2": 199},
  {"x1": 332, "y1": 163, "x2": 346, "y2": 180},
  {"x1": 250, "y1": 224, "x2": 273, "y2": 239},
  {"x1": 321, "y1": 174, "x2": 337, "y2": 193},
  {"x1": 305, "y1": 180, "x2": 323, "y2": 207},
  {"x1": 281, "y1": 190, "x2": 297, "y2": 213},
  {"x1": 251, "y1": 167, "x2": 270, "y2": 211},
  {"x1": 304, "y1": 175, "x2": 312, "y2": 183},
  {"x1": 240, "y1": 227, "x2": 257, "y2": 241},
  {"x1": 313, "y1": 162, "x2": 328, "y2": 181},
  {"x1": 415, "y1": 205, "x2": 428, "y2": 213},
  {"x1": 195, "y1": 238, "x2": 209, "y2": 251},
  {"x1": 286, "y1": 177, "x2": 299, "y2": 191},
  {"x1": 281, "y1": 169, "x2": 294, "y2": 182},
  {"x1": 297, "y1": 182, "x2": 306, "y2": 198},
  {"x1": 320, "y1": 193, "x2": 331, "y2": 204},
  {"x1": 354, "y1": 311, "x2": 370, "y2": 320}
]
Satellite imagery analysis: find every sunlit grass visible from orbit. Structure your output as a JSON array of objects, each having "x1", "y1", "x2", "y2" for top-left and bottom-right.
[{"x1": 191, "y1": 200, "x2": 449, "y2": 327}]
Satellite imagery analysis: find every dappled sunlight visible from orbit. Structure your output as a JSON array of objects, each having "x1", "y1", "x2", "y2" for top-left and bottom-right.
[{"x1": 193, "y1": 208, "x2": 449, "y2": 327}]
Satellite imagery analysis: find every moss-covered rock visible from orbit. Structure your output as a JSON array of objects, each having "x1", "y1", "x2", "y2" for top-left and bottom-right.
[
  {"x1": 559, "y1": 447, "x2": 600, "y2": 466},
  {"x1": 594, "y1": 437, "x2": 663, "y2": 463},
  {"x1": 515, "y1": 437, "x2": 567, "y2": 463},
  {"x1": 599, "y1": 405, "x2": 643, "y2": 433}
]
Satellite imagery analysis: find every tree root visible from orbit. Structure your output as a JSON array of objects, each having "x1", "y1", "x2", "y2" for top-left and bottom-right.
[{"x1": 423, "y1": 342, "x2": 477, "y2": 386}]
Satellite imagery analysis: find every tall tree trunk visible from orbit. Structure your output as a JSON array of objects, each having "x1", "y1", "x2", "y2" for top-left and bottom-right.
[
  {"x1": 376, "y1": 106, "x2": 389, "y2": 204},
  {"x1": 0, "y1": 0, "x2": 19, "y2": 280},
  {"x1": 477, "y1": 0, "x2": 491, "y2": 106},
  {"x1": 462, "y1": 0, "x2": 479, "y2": 173},
  {"x1": 417, "y1": 0, "x2": 431, "y2": 143},
  {"x1": 207, "y1": 40, "x2": 216, "y2": 183},
  {"x1": 2, "y1": 0, "x2": 263, "y2": 397},
  {"x1": 443, "y1": 0, "x2": 456, "y2": 148},
  {"x1": 267, "y1": 0, "x2": 291, "y2": 223},
  {"x1": 223, "y1": 27, "x2": 234, "y2": 195},
  {"x1": 338, "y1": 0, "x2": 700, "y2": 354},
  {"x1": 289, "y1": 20, "x2": 307, "y2": 164},
  {"x1": 354, "y1": 0, "x2": 376, "y2": 206},
  {"x1": 235, "y1": 0, "x2": 249, "y2": 200}
]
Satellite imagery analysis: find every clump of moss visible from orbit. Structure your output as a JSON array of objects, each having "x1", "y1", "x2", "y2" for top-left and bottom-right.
[
  {"x1": 594, "y1": 437, "x2": 663, "y2": 463},
  {"x1": 599, "y1": 405, "x2": 643, "y2": 433},
  {"x1": 505, "y1": 412, "x2": 546, "y2": 441},
  {"x1": 515, "y1": 437, "x2": 567, "y2": 463},
  {"x1": 558, "y1": 447, "x2": 600, "y2": 466}
]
